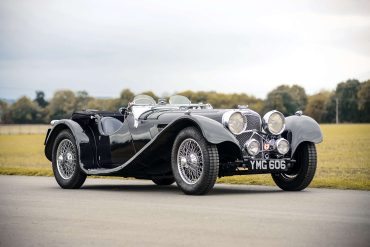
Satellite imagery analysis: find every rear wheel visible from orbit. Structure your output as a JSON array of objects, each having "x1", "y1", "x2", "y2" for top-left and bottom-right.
[
  {"x1": 171, "y1": 127, "x2": 219, "y2": 195},
  {"x1": 272, "y1": 142, "x2": 317, "y2": 191},
  {"x1": 151, "y1": 177, "x2": 175, "y2": 186},
  {"x1": 52, "y1": 130, "x2": 87, "y2": 189}
]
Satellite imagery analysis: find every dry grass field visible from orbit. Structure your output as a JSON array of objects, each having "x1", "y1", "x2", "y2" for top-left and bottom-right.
[
  {"x1": 0, "y1": 124, "x2": 369, "y2": 190},
  {"x1": 0, "y1": 124, "x2": 49, "y2": 135}
]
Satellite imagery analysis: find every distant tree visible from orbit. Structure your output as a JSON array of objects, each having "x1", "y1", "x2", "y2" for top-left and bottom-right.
[
  {"x1": 75, "y1": 91, "x2": 93, "y2": 111},
  {"x1": 177, "y1": 90, "x2": 209, "y2": 104},
  {"x1": 264, "y1": 85, "x2": 307, "y2": 115},
  {"x1": 207, "y1": 92, "x2": 228, "y2": 108},
  {"x1": 305, "y1": 91, "x2": 332, "y2": 122},
  {"x1": 177, "y1": 90, "x2": 264, "y2": 113},
  {"x1": 86, "y1": 98, "x2": 117, "y2": 111},
  {"x1": 335, "y1": 79, "x2": 361, "y2": 123},
  {"x1": 2, "y1": 80, "x2": 368, "y2": 124},
  {"x1": 0, "y1": 100, "x2": 7, "y2": 123},
  {"x1": 120, "y1": 89, "x2": 135, "y2": 102},
  {"x1": 6, "y1": 96, "x2": 44, "y2": 123},
  {"x1": 357, "y1": 80, "x2": 370, "y2": 122},
  {"x1": 110, "y1": 89, "x2": 135, "y2": 110},
  {"x1": 34, "y1": 91, "x2": 48, "y2": 108},
  {"x1": 48, "y1": 90, "x2": 76, "y2": 120},
  {"x1": 290, "y1": 85, "x2": 308, "y2": 110},
  {"x1": 322, "y1": 94, "x2": 337, "y2": 123}
]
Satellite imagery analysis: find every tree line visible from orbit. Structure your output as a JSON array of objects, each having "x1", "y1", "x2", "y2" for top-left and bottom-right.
[{"x1": 0, "y1": 79, "x2": 369, "y2": 124}]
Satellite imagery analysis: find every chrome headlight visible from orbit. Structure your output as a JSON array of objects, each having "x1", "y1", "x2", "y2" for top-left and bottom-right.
[
  {"x1": 222, "y1": 111, "x2": 247, "y2": 135},
  {"x1": 276, "y1": 138, "x2": 290, "y2": 155},
  {"x1": 262, "y1": 110, "x2": 285, "y2": 135}
]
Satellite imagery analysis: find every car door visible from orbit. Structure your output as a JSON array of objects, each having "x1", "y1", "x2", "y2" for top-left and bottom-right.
[
  {"x1": 126, "y1": 112, "x2": 155, "y2": 153},
  {"x1": 96, "y1": 115, "x2": 136, "y2": 168}
]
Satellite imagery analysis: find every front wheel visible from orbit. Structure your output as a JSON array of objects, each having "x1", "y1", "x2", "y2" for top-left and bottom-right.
[
  {"x1": 272, "y1": 142, "x2": 317, "y2": 191},
  {"x1": 52, "y1": 130, "x2": 87, "y2": 189},
  {"x1": 171, "y1": 127, "x2": 219, "y2": 195}
]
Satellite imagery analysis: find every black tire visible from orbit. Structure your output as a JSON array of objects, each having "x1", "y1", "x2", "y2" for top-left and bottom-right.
[
  {"x1": 171, "y1": 127, "x2": 219, "y2": 195},
  {"x1": 272, "y1": 142, "x2": 317, "y2": 191},
  {"x1": 151, "y1": 177, "x2": 175, "y2": 186},
  {"x1": 52, "y1": 130, "x2": 87, "y2": 189}
]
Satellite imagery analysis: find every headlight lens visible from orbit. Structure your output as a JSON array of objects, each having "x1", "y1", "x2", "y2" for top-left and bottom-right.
[
  {"x1": 276, "y1": 138, "x2": 290, "y2": 155},
  {"x1": 263, "y1": 110, "x2": 285, "y2": 135},
  {"x1": 222, "y1": 111, "x2": 247, "y2": 135},
  {"x1": 245, "y1": 139, "x2": 260, "y2": 156}
]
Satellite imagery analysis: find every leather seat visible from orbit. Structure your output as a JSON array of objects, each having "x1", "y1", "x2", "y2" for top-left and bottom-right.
[{"x1": 100, "y1": 117, "x2": 123, "y2": 136}]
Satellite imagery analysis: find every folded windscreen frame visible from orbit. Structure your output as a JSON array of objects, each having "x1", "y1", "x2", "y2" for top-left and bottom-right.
[
  {"x1": 169, "y1": 95, "x2": 191, "y2": 105},
  {"x1": 132, "y1": 95, "x2": 156, "y2": 106}
]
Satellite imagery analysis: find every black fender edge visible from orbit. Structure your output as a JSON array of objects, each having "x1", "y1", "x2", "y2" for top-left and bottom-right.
[
  {"x1": 160, "y1": 115, "x2": 243, "y2": 161},
  {"x1": 285, "y1": 115, "x2": 323, "y2": 157},
  {"x1": 44, "y1": 120, "x2": 91, "y2": 172}
]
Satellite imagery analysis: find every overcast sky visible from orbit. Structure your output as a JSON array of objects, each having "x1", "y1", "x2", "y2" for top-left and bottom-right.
[{"x1": 0, "y1": 0, "x2": 369, "y2": 100}]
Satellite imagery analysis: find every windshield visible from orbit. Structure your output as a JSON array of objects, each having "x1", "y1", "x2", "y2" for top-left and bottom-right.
[
  {"x1": 129, "y1": 94, "x2": 211, "y2": 120},
  {"x1": 169, "y1": 95, "x2": 191, "y2": 105},
  {"x1": 132, "y1": 95, "x2": 156, "y2": 105}
]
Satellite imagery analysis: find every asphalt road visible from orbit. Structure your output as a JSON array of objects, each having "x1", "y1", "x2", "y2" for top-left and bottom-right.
[{"x1": 0, "y1": 176, "x2": 369, "y2": 247}]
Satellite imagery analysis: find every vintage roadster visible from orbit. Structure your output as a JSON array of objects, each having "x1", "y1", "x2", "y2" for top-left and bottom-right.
[{"x1": 44, "y1": 94, "x2": 323, "y2": 195}]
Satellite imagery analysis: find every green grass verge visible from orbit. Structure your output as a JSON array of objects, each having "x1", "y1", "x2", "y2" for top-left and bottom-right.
[{"x1": 0, "y1": 124, "x2": 369, "y2": 190}]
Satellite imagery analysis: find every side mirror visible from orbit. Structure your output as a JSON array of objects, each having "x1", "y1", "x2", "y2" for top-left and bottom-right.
[{"x1": 119, "y1": 107, "x2": 127, "y2": 116}]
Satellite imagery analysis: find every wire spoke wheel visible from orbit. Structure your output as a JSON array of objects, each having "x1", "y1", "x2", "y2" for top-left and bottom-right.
[
  {"x1": 56, "y1": 139, "x2": 77, "y2": 180},
  {"x1": 52, "y1": 130, "x2": 86, "y2": 189},
  {"x1": 172, "y1": 127, "x2": 219, "y2": 195},
  {"x1": 177, "y1": 138, "x2": 204, "y2": 184}
]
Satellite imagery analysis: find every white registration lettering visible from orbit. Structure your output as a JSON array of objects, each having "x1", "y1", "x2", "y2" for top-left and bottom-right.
[
  {"x1": 269, "y1": 160, "x2": 274, "y2": 169},
  {"x1": 275, "y1": 161, "x2": 281, "y2": 169},
  {"x1": 281, "y1": 160, "x2": 286, "y2": 170},
  {"x1": 256, "y1": 161, "x2": 262, "y2": 169},
  {"x1": 262, "y1": 161, "x2": 267, "y2": 169},
  {"x1": 250, "y1": 160, "x2": 287, "y2": 170}
]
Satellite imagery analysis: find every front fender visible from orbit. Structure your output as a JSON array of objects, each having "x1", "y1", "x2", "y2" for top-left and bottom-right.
[
  {"x1": 285, "y1": 115, "x2": 323, "y2": 157},
  {"x1": 184, "y1": 115, "x2": 239, "y2": 145},
  {"x1": 160, "y1": 115, "x2": 243, "y2": 161}
]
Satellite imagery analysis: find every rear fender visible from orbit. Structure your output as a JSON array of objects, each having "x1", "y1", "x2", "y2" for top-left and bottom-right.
[{"x1": 44, "y1": 120, "x2": 93, "y2": 171}]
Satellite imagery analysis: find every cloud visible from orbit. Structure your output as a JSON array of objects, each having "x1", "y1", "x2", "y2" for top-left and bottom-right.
[{"x1": 0, "y1": 0, "x2": 369, "y2": 100}]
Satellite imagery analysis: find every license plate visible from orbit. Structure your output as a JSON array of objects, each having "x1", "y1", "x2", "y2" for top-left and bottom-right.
[{"x1": 248, "y1": 159, "x2": 287, "y2": 171}]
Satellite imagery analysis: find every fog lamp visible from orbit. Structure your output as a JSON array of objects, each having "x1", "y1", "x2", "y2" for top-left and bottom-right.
[
  {"x1": 244, "y1": 139, "x2": 260, "y2": 156},
  {"x1": 276, "y1": 138, "x2": 290, "y2": 155}
]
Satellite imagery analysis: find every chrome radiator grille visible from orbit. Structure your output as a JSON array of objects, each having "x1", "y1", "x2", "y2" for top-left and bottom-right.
[{"x1": 235, "y1": 111, "x2": 262, "y2": 149}]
